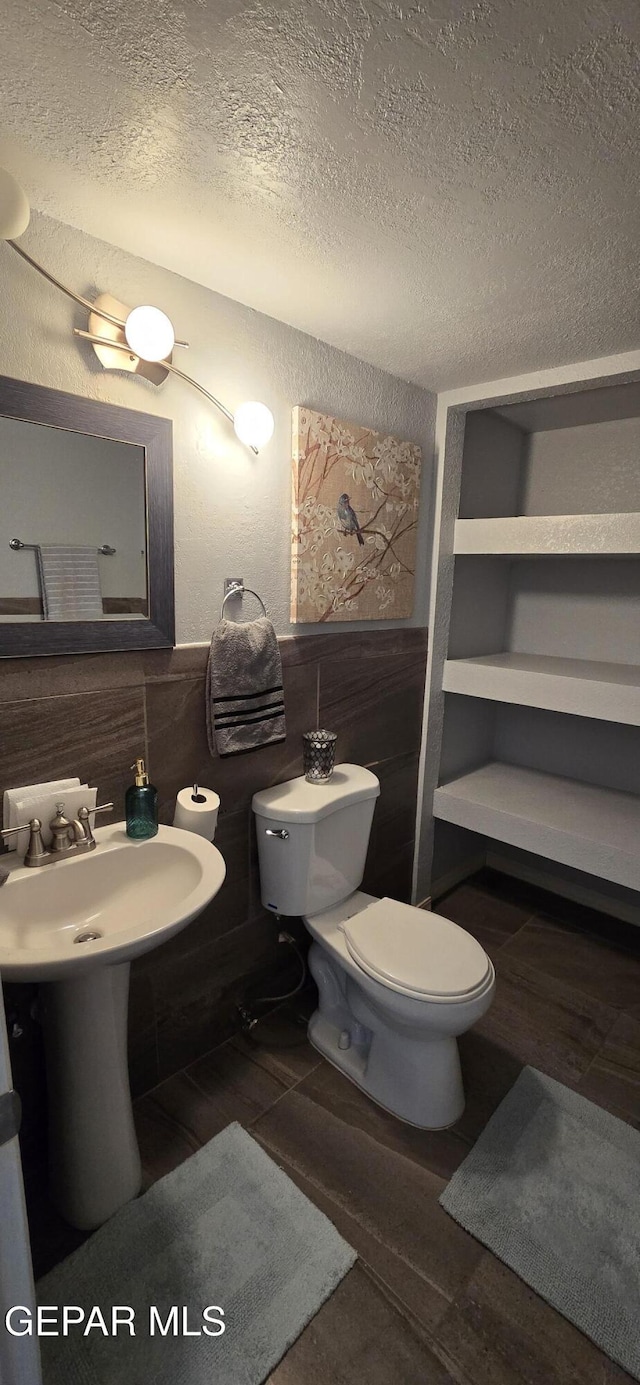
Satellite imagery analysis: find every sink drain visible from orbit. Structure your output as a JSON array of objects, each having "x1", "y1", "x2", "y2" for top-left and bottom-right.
[{"x1": 74, "y1": 930, "x2": 102, "y2": 944}]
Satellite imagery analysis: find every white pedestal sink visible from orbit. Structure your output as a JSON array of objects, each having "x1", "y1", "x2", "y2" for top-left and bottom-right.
[{"x1": 0, "y1": 823, "x2": 226, "y2": 1229}]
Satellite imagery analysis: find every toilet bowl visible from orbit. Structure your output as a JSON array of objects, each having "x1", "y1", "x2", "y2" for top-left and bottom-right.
[
  {"x1": 304, "y1": 890, "x2": 494, "y2": 1128},
  {"x1": 252, "y1": 764, "x2": 495, "y2": 1129}
]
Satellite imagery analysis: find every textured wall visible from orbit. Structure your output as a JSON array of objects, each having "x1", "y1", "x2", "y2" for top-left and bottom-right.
[
  {"x1": 509, "y1": 559, "x2": 640, "y2": 664},
  {"x1": 0, "y1": 212, "x2": 435, "y2": 643},
  {"x1": 522, "y1": 416, "x2": 640, "y2": 517},
  {"x1": 1, "y1": 1, "x2": 639, "y2": 388}
]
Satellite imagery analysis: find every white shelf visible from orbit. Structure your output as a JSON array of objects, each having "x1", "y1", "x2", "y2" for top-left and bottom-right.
[
  {"x1": 453, "y1": 512, "x2": 640, "y2": 556},
  {"x1": 443, "y1": 654, "x2": 640, "y2": 726},
  {"x1": 434, "y1": 762, "x2": 640, "y2": 893}
]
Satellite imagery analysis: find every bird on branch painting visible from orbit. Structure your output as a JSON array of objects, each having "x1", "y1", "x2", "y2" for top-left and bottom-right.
[{"x1": 337, "y1": 493, "x2": 365, "y2": 546}]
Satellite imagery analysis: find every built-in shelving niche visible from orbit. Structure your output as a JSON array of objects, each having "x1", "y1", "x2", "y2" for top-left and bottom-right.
[
  {"x1": 429, "y1": 379, "x2": 640, "y2": 916},
  {"x1": 436, "y1": 695, "x2": 640, "y2": 889}
]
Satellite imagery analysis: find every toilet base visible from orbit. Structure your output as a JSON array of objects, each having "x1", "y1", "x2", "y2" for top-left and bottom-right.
[{"x1": 308, "y1": 1008, "x2": 465, "y2": 1130}]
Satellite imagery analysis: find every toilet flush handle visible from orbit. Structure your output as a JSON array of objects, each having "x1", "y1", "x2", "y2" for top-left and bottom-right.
[{"x1": 265, "y1": 828, "x2": 289, "y2": 840}]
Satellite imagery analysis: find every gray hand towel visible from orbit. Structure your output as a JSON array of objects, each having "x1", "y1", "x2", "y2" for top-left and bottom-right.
[{"x1": 207, "y1": 616, "x2": 286, "y2": 757}]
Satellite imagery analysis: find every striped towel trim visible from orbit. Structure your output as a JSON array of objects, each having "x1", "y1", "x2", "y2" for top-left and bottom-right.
[
  {"x1": 213, "y1": 684, "x2": 283, "y2": 705},
  {"x1": 214, "y1": 705, "x2": 286, "y2": 729}
]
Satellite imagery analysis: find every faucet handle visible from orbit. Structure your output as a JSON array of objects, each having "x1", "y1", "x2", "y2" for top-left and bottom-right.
[
  {"x1": 1, "y1": 816, "x2": 42, "y2": 838},
  {"x1": 76, "y1": 802, "x2": 114, "y2": 846},
  {"x1": 1, "y1": 818, "x2": 48, "y2": 868}
]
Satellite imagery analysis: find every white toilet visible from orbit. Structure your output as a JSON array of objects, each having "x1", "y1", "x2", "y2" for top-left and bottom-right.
[{"x1": 252, "y1": 764, "x2": 495, "y2": 1129}]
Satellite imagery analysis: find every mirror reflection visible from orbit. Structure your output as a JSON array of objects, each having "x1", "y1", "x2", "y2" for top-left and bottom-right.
[{"x1": 0, "y1": 416, "x2": 147, "y2": 622}]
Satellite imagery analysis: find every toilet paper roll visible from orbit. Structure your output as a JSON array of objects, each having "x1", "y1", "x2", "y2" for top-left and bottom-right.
[{"x1": 173, "y1": 786, "x2": 220, "y2": 840}]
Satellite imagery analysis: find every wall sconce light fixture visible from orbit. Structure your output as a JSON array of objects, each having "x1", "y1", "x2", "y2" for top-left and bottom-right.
[{"x1": 0, "y1": 168, "x2": 275, "y2": 454}]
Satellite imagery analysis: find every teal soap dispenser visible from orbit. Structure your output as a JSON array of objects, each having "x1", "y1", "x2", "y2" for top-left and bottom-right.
[{"x1": 126, "y1": 758, "x2": 158, "y2": 839}]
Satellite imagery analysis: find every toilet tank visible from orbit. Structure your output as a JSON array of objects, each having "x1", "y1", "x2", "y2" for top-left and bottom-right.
[{"x1": 252, "y1": 764, "x2": 380, "y2": 917}]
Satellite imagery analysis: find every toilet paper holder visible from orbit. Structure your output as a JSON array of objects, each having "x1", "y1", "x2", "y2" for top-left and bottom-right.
[{"x1": 173, "y1": 783, "x2": 220, "y2": 840}]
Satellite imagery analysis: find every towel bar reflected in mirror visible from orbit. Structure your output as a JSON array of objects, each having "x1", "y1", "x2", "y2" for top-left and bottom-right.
[{"x1": 10, "y1": 539, "x2": 117, "y2": 556}]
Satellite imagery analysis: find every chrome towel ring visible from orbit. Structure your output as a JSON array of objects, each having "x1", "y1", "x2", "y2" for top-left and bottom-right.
[{"x1": 220, "y1": 582, "x2": 267, "y2": 619}]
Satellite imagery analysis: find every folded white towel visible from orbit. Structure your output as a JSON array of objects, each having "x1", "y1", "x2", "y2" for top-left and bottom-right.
[{"x1": 36, "y1": 545, "x2": 104, "y2": 621}]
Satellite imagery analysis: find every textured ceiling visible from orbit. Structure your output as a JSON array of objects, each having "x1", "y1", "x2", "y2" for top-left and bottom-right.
[{"x1": 1, "y1": 0, "x2": 639, "y2": 389}]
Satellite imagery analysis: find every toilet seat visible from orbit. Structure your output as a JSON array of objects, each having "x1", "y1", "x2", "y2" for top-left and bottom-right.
[{"x1": 340, "y1": 896, "x2": 491, "y2": 1002}]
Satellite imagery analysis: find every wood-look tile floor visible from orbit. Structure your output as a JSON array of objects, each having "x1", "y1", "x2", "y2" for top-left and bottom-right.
[{"x1": 26, "y1": 868, "x2": 640, "y2": 1383}]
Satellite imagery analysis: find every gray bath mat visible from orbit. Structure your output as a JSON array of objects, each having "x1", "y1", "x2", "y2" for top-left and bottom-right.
[
  {"x1": 38, "y1": 1122, "x2": 356, "y2": 1385},
  {"x1": 440, "y1": 1066, "x2": 640, "y2": 1379}
]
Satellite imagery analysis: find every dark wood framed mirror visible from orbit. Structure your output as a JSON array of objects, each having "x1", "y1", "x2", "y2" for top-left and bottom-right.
[{"x1": 0, "y1": 374, "x2": 174, "y2": 658}]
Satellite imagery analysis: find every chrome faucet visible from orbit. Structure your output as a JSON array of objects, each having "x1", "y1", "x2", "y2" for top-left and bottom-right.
[{"x1": 1, "y1": 801, "x2": 113, "y2": 868}]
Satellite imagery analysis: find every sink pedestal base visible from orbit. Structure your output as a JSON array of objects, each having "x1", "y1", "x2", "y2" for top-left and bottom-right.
[{"x1": 41, "y1": 961, "x2": 141, "y2": 1230}]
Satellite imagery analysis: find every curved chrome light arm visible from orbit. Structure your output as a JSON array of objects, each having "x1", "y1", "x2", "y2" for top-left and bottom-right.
[
  {"x1": 161, "y1": 362, "x2": 234, "y2": 424},
  {"x1": 73, "y1": 328, "x2": 259, "y2": 454},
  {"x1": 7, "y1": 240, "x2": 188, "y2": 344},
  {"x1": 164, "y1": 361, "x2": 259, "y2": 451},
  {"x1": 9, "y1": 240, "x2": 128, "y2": 329}
]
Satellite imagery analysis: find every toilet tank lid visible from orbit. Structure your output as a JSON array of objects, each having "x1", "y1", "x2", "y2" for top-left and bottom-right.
[{"x1": 252, "y1": 764, "x2": 380, "y2": 824}]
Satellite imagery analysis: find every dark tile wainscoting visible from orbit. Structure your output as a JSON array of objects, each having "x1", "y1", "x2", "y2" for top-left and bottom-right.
[{"x1": 0, "y1": 627, "x2": 427, "y2": 1162}]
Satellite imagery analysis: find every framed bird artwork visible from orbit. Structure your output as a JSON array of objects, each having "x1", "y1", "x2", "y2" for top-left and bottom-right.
[{"x1": 291, "y1": 406, "x2": 422, "y2": 622}]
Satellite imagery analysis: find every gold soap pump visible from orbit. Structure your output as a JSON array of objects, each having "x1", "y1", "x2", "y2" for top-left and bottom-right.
[{"x1": 125, "y1": 757, "x2": 158, "y2": 840}]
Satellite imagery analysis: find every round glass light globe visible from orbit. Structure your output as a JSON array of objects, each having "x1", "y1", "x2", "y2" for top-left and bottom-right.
[
  {"x1": 0, "y1": 168, "x2": 30, "y2": 240},
  {"x1": 124, "y1": 306, "x2": 175, "y2": 362},
  {"x1": 233, "y1": 401, "x2": 275, "y2": 450}
]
